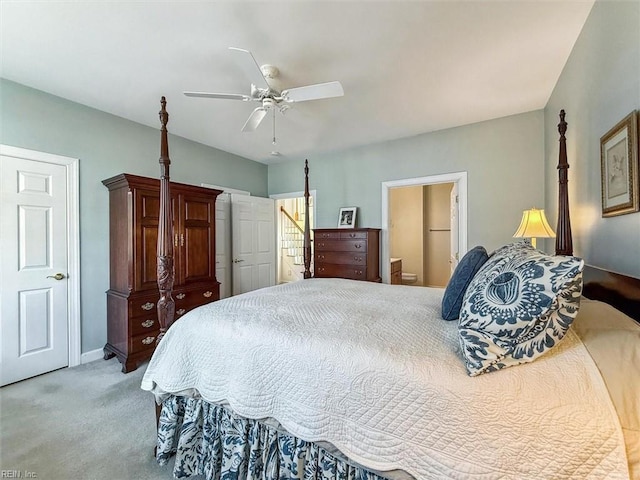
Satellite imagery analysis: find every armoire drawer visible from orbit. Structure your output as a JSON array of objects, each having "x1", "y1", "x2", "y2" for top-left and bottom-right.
[
  {"x1": 130, "y1": 315, "x2": 159, "y2": 336},
  {"x1": 130, "y1": 330, "x2": 159, "y2": 354},
  {"x1": 174, "y1": 285, "x2": 220, "y2": 309}
]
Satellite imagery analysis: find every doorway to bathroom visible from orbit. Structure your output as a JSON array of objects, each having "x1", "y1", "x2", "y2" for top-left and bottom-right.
[{"x1": 381, "y1": 172, "x2": 467, "y2": 286}]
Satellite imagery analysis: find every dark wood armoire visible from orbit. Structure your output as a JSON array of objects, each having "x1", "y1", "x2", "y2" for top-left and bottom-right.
[{"x1": 102, "y1": 173, "x2": 222, "y2": 373}]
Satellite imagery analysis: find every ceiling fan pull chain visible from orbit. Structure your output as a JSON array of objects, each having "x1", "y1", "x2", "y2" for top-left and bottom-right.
[{"x1": 272, "y1": 108, "x2": 277, "y2": 145}]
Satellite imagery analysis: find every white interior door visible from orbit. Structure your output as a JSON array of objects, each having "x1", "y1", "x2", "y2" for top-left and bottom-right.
[
  {"x1": 215, "y1": 193, "x2": 231, "y2": 299},
  {"x1": 231, "y1": 194, "x2": 276, "y2": 295},
  {"x1": 1, "y1": 155, "x2": 69, "y2": 385},
  {"x1": 450, "y1": 182, "x2": 459, "y2": 274}
]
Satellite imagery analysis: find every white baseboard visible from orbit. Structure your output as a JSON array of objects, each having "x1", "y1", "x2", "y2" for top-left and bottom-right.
[{"x1": 81, "y1": 348, "x2": 104, "y2": 364}]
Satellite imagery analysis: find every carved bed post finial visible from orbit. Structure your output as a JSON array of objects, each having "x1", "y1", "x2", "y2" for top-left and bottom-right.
[
  {"x1": 156, "y1": 96, "x2": 175, "y2": 344},
  {"x1": 555, "y1": 109, "x2": 573, "y2": 256},
  {"x1": 303, "y1": 160, "x2": 312, "y2": 279}
]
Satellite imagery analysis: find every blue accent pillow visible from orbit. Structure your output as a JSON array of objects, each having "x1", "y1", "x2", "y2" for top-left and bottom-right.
[
  {"x1": 441, "y1": 246, "x2": 489, "y2": 320},
  {"x1": 458, "y1": 243, "x2": 584, "y2": 376}
]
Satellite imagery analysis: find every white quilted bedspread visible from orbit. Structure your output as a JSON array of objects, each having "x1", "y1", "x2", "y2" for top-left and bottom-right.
[{"x1": 141, "y1": 278, "x2": 629, "y2": 479}]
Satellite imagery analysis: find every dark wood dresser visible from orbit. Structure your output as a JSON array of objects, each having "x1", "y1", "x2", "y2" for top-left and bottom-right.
[
  {"x1": 102, "y1": 174, "x2": 222, "y2": 372},
  {"x1": 314, "y1": 228, "x2": 381, "y2": 282}
]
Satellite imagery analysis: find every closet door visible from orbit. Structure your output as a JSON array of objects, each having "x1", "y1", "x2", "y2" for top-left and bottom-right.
[
  {"x1": 231, "y1": 194, "x2": 276, "y2": 295},
  {"x1": 215, "y1": 194, "x2": 231, "y2": 299}
]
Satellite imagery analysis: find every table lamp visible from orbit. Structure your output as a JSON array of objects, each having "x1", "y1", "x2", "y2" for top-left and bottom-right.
[{"x1": 513, "y1": 208, "x2": 556, "y2": 249}]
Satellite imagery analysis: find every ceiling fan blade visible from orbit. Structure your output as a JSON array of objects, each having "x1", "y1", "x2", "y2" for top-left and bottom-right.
[
  {"x1": 281, "y1": 81, "x2": 344, "y2": 103},
  {"x1": 229, "y1": 47, "x2": 270, "y2": 90},
  {"x1": 184, "y1": 91, "x2": 251, "y2": 101},
  {"x1": 242, "y1": 107, "x2": 268, "y2": 132}
]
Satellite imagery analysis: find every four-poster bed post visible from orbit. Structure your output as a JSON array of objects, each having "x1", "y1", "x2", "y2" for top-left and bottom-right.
[
  {"x1": 303, "y1": 159, "x2": 312, "y2": 279},
  {"x1": 156, "y1": 97, "x2": 175, "y2": 344},
  {"x1": 555, "y1": 109, "x2": 573, "y2": 256}
]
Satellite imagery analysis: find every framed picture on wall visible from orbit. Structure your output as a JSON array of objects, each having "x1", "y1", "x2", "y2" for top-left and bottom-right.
[
  {"x1": 600, "y1": 110, "x2": 639, "y2": 217},
  {"x1": 337, "y1": 207, "x2": 357, "y2": 228}
]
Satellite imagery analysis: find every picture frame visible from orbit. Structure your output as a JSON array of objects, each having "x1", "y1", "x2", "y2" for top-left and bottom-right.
[
  {"x1": 337, "y1": 207, "x2": 357, "y2": 229},
  {"x1": 600, "y1": 110, "x2": 639, "y2": 217}
]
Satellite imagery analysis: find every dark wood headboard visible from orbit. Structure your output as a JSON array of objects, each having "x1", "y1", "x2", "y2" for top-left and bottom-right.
[{"x1": 583, "y1": 265, "x2": 640, "y2": 323}]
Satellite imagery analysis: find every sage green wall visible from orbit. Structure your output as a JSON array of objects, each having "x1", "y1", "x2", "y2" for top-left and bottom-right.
[
  {"x1": 544, "y1": 0, "x2": 640, "y2": 278},
  {"x1": 0, "y1": 79, "x2": 267, "y2": 354},
  {"x1": 269, "y1": 110, "x2": 545, "y2": 254}
]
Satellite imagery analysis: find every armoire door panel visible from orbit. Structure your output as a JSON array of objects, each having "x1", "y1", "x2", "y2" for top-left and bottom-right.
[
  {"x1": 135, "y1": 189, "x2": 160, "y2": 291},
  {"x1": 140, "y1": 224, "x2": 159, "y2": 289},
  {"x1": 181, "y1": 194, "x2": 216, "y2": 285},
  {"x1": 184, "y1": 226, "x2": 213, "y2": 281},
  {"x1": 183, "y1": 199, "x2": 210, "y2": 221}
]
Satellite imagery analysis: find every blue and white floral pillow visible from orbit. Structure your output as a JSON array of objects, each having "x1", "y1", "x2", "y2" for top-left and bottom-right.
[{"x1": 458, "y1": 242, "x2": 584, "y2": 376}]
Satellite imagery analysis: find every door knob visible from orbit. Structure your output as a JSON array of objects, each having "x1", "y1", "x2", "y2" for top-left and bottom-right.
[
  {"x1": 47, "y1": 273, "x2": 65, "y2": 280},
  {"x1": 232, "y1": 259, "x2": 245, "y2": 263}
]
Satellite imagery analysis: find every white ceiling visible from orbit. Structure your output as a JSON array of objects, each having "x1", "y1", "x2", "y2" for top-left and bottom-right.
[{"x1": 1, "y1": 1, "x2": 594, "y2": 165}]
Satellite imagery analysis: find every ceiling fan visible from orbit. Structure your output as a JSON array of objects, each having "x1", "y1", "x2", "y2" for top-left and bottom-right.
[{"x1": 184, "y1": 47, "x2": 344, "y2": 134}]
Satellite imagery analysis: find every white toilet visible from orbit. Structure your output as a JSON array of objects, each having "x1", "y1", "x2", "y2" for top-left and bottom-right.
[{"x1": 401, "y1": 272, "x2": 418, "y2": 285}]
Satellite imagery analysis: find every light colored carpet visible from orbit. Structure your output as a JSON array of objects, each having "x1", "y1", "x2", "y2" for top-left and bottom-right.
[{"x1": 0, "y1": 358, "x2": 179, "y2": 480}]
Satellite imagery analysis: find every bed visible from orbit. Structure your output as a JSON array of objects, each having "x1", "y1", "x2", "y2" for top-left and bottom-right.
[{"x1": 141, "y1": 99, "x2": 640, "y2": 479}]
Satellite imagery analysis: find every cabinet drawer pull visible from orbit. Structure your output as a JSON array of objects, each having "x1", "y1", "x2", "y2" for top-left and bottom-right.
[
  {"x1": 141, "y1": 319, "x2": 155, "y2": 328},
  {"x1": 355, "y1": 244, "x2": 362, "y2": 249},
  {"x1": 319, "y1": 255, "x2": 325, "y2": 260},
  {"x1": 318, "y1": 242, "x2": 325, "y2": 248},
  {"x1": 354, "y1": 270, "x2": 363, "y2": 275},
  {"x1": 142, "y1": 336, "x2": 155, "y2": 345},
  {"x1": 354, "y1": 256, "x2": 362, "y2": 261},
  {"x1": 141, "y1": 302, "x2": 154, "y2": 311},
  {"x1": 176, "y1": 308, "x2": 186, "y2": 315},
  {"x1": 203, "y1": 291, "x2": 213, "y2": 298},
  {"x1": 176, "y1": 293, "x2": 186, "y2": 300},
  {"x1": 349, "y1": 233, "x2": 356, "y2": 238}
]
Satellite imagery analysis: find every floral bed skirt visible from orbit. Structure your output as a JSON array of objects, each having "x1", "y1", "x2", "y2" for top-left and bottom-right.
[{"x1": 157, "y1": 395, "x2": 388, "y2": 480}]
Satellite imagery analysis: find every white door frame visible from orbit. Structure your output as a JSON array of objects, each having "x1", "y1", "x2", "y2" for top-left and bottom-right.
[
  {"x1": 0, "y1": 144, "x2": 81, "y2": 367},
  {"x1": 381, "y1": 172, "x2": 467, "y2": 284}
]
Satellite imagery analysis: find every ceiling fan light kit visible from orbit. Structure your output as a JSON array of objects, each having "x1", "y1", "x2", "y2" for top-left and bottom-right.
[{"x1": 184, "y1": 46, "x2": 344, "y2": 137}]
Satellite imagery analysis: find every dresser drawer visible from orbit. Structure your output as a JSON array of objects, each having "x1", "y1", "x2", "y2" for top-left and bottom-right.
[
  {"x1": 315, "y1": 231, "x2": 340, "y2": 239},
  {"x1": 315, "y1": 263, "x2": 367, "y2": 280},
  {"x1": 340, "y1": 231, "x2": 368, "y2": 240},
  {"x1": 315, "y1": 240, "x2": 367, "y2": 252},
  {"x1": 129, "y1": 330, "x2": 159, "y2": 354},
  {"x1": 315, "y1": 251, "x2": 366, "y2": 265}
]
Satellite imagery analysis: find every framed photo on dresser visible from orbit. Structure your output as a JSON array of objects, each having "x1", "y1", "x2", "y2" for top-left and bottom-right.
[{"x1": 337, "y1": 207, "x2": 357, "y2": 228}]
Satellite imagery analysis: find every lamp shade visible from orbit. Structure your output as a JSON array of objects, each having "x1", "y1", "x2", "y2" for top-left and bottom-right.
[{"x1": 513, "y1": 208, "x2": 556, "y2": 241}]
